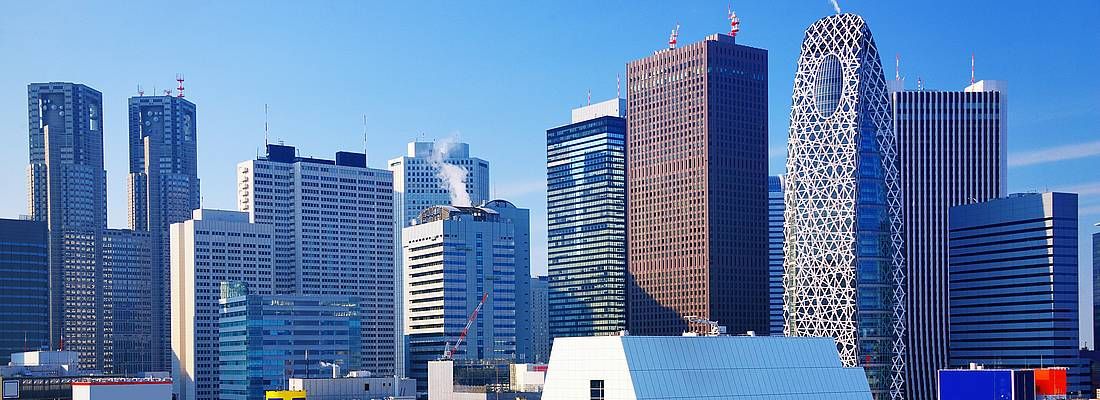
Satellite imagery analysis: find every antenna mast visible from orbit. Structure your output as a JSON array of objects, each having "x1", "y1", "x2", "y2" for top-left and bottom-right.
[
  {"x1": 668, "y1": 23, "x2": 680, "y2": 49},
  {"x1": 616, "y1": 74, "x2": 621, "y2": 99},
  {"x1": 137, "y1": 85, "x2": 144, "y2": 97},
  {"x1": 895, "y1": 53, "x2": 900, "y2": 80},
  {"x1": 362, "y1": 115, "x2": 369, "y2": 166},
  {"x1": 728, "y1": 5, "x2": 740, "y2": 37},
  {"x1": 970, "y1": 53, "x2": 976, "y2": 85},
  {"x1": 264, "y1": 104, "x2": 270, "y2": 147},
  {"x1": 176, "y1": 73, "x2": 185, "y2": 98},
  {"x1": 587, "y1": 89, "x2": 591, "y2": 106}
]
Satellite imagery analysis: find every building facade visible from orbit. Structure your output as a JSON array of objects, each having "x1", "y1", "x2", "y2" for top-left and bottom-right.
[
  {"x1": 219, "y1": 282, "x2": 361, "y2": 400},
  {"x1": 0, "y1": 219, "x2": 49, "y2": 365},
  {"x1": 100, "y1": 229, "x2": 154, "y2": 375},
  {"x1": 783, "y1": 14, "x2": 904, "y2": 399},
  {"x1": 546, "y1": 98, "x2": 628, "y2": 340},
  {"x1": 237, "y1": 144, "x2": 396, "y2": 375},
  {"x1": 388, "y1": 141, "x2": 490, "y2": 227},
  {"x1": 948, "y1": 192, "x2": 1088, "y2": 395},
  {"x1": 170, "y1": 209, "x2": 275, "y2": 400},
  {"x1": 530, "y1": 276, "x2": 550, "y2": 363},
  {"x1": 402, "y1": 202, "x2": 530, "y2": 392},
  {"x1": 625, "y1": 33, "x2": 769, "y2": 336},
  {"x1": 893, "y1": 80, "x2": 1007, "y2": 400},
  {"x1": 127, "y1": 95, "x2": 200, "y2": 372},
  {"x1": 27, "y1": 82, "x2": 107, "y2": 355},
  {"x1": 767, "y1": 176, "x2": 785, "y2": 336}
]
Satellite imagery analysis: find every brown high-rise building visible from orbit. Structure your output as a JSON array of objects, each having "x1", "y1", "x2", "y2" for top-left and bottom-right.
[{"x1": 625, "y1": 33, "x2": 768, "y2": 336}]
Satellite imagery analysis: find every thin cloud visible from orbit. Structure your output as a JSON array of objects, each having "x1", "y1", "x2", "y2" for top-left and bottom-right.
[{"x1": 1010, "y1": 139, "x2": 1100, "y2": 167}]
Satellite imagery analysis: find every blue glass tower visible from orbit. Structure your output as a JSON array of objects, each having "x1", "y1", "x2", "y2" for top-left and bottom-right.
[
  {"x1": 767, "y1": 176, "x2": 784, "y2": 336},
  {"x1": 0, "y1": 218, "x2": 49, "y2": 364},
  {"x1": 218, "y1": 282, "x2": 361, "y2": 400},
  {"x1": 948, "y1": 192, "x2": 1088, "y2": 395},
  {"x1": 546, "y1": 99, "x2": 628, "y2": 340}
]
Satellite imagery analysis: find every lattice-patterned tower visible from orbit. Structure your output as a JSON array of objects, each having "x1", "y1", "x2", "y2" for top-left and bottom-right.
[{"x1": 783, "y1": 13, "x2": 905, "y2": 400}]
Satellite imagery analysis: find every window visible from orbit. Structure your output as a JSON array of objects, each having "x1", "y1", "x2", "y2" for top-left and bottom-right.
[
  {"x1": 590, "y1": 380, "x2": 605, "y2": 400},
  {"x1": 364, "y1": 383, "x2": 370, "y2": 391}
]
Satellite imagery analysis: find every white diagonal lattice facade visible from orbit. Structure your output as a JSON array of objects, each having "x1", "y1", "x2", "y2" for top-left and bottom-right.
[{"x1": 783, "y1": 13, "x2": 906, "y2": 400}]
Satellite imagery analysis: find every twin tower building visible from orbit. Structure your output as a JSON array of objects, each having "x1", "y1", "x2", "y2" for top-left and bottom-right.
[{"x1": 549, "y1": 13, "x2": 1011, "y2": 400}]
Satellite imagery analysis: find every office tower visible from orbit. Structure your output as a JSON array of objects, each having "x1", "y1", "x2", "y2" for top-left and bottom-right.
[
  {"x1": 0, "y1": 219, "x2": 49, "y2": 364},
  {"x1": 127, "y1": 94, "x2": 199, "y2": 371},
  {"x1": 26, "y1": 83, "x2": 107, "y2": 353},
  {"x1": 625, "y1": 32, "x2": 769, "y2": 336},
  {"x1": 530, "y1": 276, "x2": 550, "y2": 362},
  {"x1": 218, "y1": 282, "x2": 361, "y2": 400},
  {"x1": 893, "y1": 80, "x2": 1007, "y2": 400},
  {"x1": 388, "y1": 141, "x2": 490, "y2": 226},
  {"x1": 1094, "y1": 226, "x2": 1099, "y2": 361},
  {"x1": 483, "y1": 200, "x2": 533, "y2": 361},
  {"x1": 170, "y1": 209, "x2": 275, "y2": 400},
  {"x1": 100, "y1": 229, "x2": 153, "y2": 375},
  {"x1": 402, "y1": 201, "x2": 530, "y2": 392},
  {"x1": 546, "y1": 98, "x2": 628, "y2": 339},
  {"x1": 784, "y1": 14, "x2": 903, "y2": 399},
  {"x1": 237, "y1": 144, "x2": 396, "y2": 375},
  {"x1": 767, "y1": 176, "x2": 785, "y2": 336},
  {"x1": 948, "y1": 192, "x2": 1088, "y2": 394}
]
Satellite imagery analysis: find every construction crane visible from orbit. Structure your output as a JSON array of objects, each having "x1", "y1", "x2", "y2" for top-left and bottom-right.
[
  {"x1": 683, "y1": 316, "x2": 727, "y2": 336},
  {"x1": 441, "y1": 291, "x2": 490, "y2": 360}
]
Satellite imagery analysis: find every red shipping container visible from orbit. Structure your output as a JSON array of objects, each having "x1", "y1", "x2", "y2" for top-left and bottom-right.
[{"x1": 1033, "y1": 368, "x2": 1067, "y2": 396}]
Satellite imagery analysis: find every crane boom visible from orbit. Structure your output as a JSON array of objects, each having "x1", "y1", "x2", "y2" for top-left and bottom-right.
[{"x1": 442, "y1": 291, "x2": 490, "y2": 360}]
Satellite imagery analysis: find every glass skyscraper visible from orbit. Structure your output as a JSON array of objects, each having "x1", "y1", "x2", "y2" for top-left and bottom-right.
[
  {"x1": 767, "y1": 176, "x2": 784, "y2": 336},
  {"x1": 218, "y1": 282, "x2": 361, "y2": 400},
  {"x1": 127, "y1": 94, "x2": 200, "y2": 372},
  {"x1": 0, "y1": 218, "x2": 49, "y2": 364},
  {"x1": 893, "y1": 80, "x2": 1007, "y2": 400},
  {"x1": 546, "y1": 98, "x2": 627, "y2": 340},
  {"x1": 948, "y1": 192, "x2": 1088, "y2": 395},
  {"x1": 783, "y1": 13, "x2": 904, "y2": 399},
  {"x1": 27, "y1": 82, "x2": 106, "y2": 360},
  {"x1": 626, "y1": 32, "x2": 769, "y2": 337}
]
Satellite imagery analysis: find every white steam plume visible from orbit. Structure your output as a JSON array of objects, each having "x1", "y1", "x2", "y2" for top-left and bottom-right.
[
  {"x1": 429, "y1": 136, "x2": 472, "y2": 207},
  {"x1": 829, "y1": 0, "x2": 841, "y2": 14}
]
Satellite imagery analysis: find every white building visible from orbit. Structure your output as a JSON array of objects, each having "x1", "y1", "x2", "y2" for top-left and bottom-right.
[
  {"x1": 287, "y1": 374, "x2": 416, "y2": 400},
  {"x1": 428, "y1": 360, "x2": 544, "y2": 400},
  {"x1": 237, "y1": 144, "x2": 397, "y2": 375},
  {"x1": 402, "y1": 201, "x2": 530, "y2": 392},
  {"x1": 542, "y1": 336, "x2": 873, "y2": 400},
  {"x1": 72, "y1": 378, "x2": 173, "y2": 400},
  {"x1": 170, "y1": 209, "x2": 274, "y2": 400}
]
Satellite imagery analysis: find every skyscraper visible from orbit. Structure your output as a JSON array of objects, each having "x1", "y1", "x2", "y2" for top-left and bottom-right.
[
  {"x1": 1094, "y1": 225, "x2": 1099, "y2": 359},
  {"x1": 237, "y1": 144, "x2": 397, "y2": 375},
  {"x1": 546, "y1": 98, "x2": 628, "y2": 339},
  {"x1": 402, "y1": 201, "x2": 530, "y2": 392},
  {"x1": 530, "y1": 276, "x2": 550, "y2": 363},
  {"x1": 948, "y1": 192, "x2": 1088, "y2": 394},
  {"x1": 100, "y1": 229, "x2": 154, "y2": 375},
  {"x1": 27, "y1": 82, "x2": 106, "y2": 354},
  {"x1": 127, "y1": 94, "x2": 199, "y2": 371},
  {"x1": 783, "y1": 13, "x2": 904, "y2": 399},
  {"x1": 388, "y1": 141, "x2": 490, "y2": 227},
  {"x1": 0, "y1": 218, "x2": 49, "y2": 365},
  {"x1": 170, "y1": 209, "x2": 275, "y2": 400},
  {"x1": 893, "y1": 80, "x2": 1007, "y2": 400},
  {"x1": 767, "y1": 175, "x2": 785, "y2": 336},
  {"x1": 625, "y1": 32, "x2": 769, "y2": 336},
  {"x1": 218, "y1": 282, "x2": 361, "y2": 400}
]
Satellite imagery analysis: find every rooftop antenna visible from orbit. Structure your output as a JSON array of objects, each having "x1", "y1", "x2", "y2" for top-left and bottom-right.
[
  {"x1": 587, "y1": 89, "x2": 591, "y2": 105},
  {"x1": 264, "y1": 104, "x2": 270, "y2": 147},
  {"x1": 917, "y1": 76, "x2": 924, "y2": 91},
  {"x1": 728, "y1": 4, "x2": 740, "y2": 37},
  {"x1": 895, "y1": 53, "x2": 900, "y2": 80},
  {"x1": 970, "y1": 52, "x2": 976, "y2": 85},
  {"x1": 137, "y1": 85, "x2": 144, "y2": 97},
  {"x1": 163, "y1": 89, "x2": 173, "y2": 96},
  {"x1": 668, "y1": 22, "x2": 680, "y2": 49},
  {"x1": 176, "y1": 73, "x2": 185, "y2": 98},
  {"x1": 616, "y1": 74, "x2": 621, "y2": 99}
]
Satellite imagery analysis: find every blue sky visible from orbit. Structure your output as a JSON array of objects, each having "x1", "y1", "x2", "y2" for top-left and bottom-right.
[{"x1": 2, "y1": 1, "x2": 1098, "y2": 342}]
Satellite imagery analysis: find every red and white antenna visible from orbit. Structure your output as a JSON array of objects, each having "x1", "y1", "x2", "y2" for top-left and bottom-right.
[
  {"x1": 586, "y1": 89, "x2": 592, "y2": 105},
  {"x1": 176, "y1": 73, "x2": 186, "y2": 98},
  {"x1": 728, "y1": 5, "x2": 741, "y2": 37},
  {"x1": 970, "y1": 53, "x2": 976, "y2": 85},
  {"x1": 668, "y1": 23, "x2": 680, "y2": 49}
]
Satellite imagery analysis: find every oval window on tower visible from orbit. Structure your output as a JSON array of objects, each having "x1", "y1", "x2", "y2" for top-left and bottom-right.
[{"x1": 814, "y1": 54, "x2": 844, "y2": 118}]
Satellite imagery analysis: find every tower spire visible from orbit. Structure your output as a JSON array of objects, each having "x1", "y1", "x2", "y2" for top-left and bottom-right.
[{"x1": 970, "y1": 52, "x2": 976, "y2": 85}]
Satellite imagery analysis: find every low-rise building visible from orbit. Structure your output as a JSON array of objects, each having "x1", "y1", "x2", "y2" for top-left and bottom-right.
[
  {"x1": 428, "y1": 360, "x2": 543, "y2": 400},
  {"x1": 287, "y1": 373, "x2": 415, "y2": 400},
  {"x1": 71, "y1": 378, "x2": 172, "y2": 400},
  {"x1": 542, "y1": 335, "x2": 872, "y2": 400}
]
